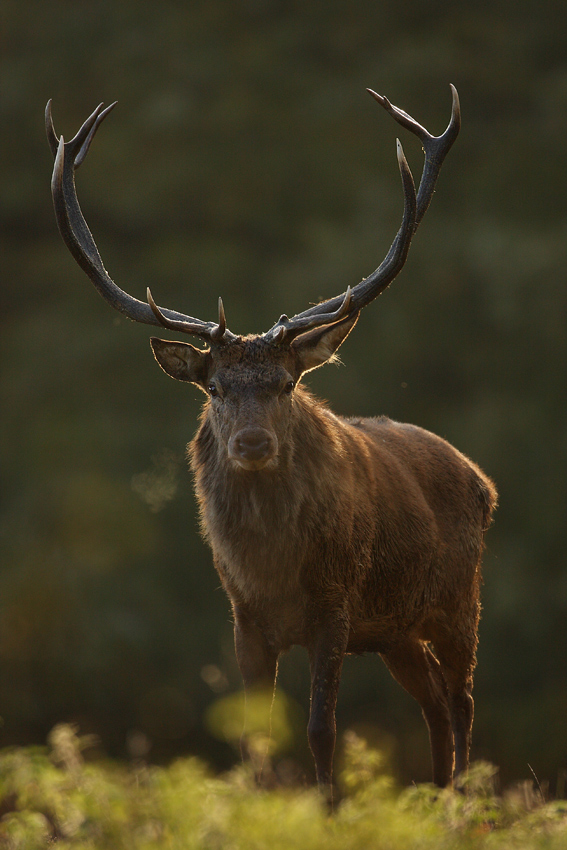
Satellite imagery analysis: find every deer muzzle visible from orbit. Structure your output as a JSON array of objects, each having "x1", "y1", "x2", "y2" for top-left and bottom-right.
[{"x1": 228, "y1": 427, "x2": 278, "y2": 471}]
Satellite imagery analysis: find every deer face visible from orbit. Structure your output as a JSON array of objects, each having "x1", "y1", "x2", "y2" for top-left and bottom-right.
[
  {"x1": 150, "y1": 314, "x2": 358, "y2": 471},
  {"x1": 205, "y1": 342, "x2": 298, "y2": 471}
]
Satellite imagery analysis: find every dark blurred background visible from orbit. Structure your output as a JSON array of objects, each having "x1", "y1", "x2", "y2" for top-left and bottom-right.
[{"x1": 2, "y1": 0, "x2": 567, "y2": 790}]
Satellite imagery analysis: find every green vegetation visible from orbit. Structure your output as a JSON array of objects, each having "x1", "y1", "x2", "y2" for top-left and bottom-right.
[{"x1": 1, "y1": 726, "x2": 566, "y2": 850}]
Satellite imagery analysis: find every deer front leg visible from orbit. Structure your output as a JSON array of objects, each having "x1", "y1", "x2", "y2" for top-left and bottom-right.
[
  {"x1": 307, "y1": 611, "x2": 349, "y2": 803},
  {"x1": 233, "y1": 606, "x2": 279, "y2": 689},
  {"x1": 233, "y1": 605, "x2": 279, "y2": 782}
]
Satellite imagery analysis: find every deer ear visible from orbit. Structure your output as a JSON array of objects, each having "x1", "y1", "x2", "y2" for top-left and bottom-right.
[
  {"x1": 291, "y1": 312, "x2": 359, "y2": 374},
  {"x1": 150, "y1": 338, "x2": 210, "y2": 387}
]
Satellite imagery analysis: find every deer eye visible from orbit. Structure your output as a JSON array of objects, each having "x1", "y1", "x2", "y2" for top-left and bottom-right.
[
  {"x1": 284, "y1": 380, "x2": 295, "y2": 395},
  {"x1": 208, "y1": 382, "x2": 218, "y2": 397}
]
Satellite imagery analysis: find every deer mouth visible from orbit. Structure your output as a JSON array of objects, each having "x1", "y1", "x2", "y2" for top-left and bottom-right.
[
  {"x1": 231, "y1": 456, "x2": 278, "y2": 472},
  {"x1": 228, "y1": 428, "x2": 278, "y2": 471}
]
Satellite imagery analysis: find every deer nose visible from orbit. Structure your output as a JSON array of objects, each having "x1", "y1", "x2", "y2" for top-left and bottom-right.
[{"x1": 228, "y1": 428, "x2": 277, "y2": 468}]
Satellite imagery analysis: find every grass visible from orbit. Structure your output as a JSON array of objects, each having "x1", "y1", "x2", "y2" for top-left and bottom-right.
[{"x1": 0, "y1": 725, "x2": 566, "y2": 849}]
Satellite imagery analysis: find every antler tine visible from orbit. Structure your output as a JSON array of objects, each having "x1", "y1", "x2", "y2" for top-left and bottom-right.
[
  {"x1": 46, "y1": 100, "x2": 115, "y2": 164},
  {"x1": 45, "y1": 100, "x2": 59, "y2": 158},
  {"x1": 267, "y1": 286, "x2": 355, "y2": 344},
  {"x1": 263, "y1": 86, "x2": 458, "y2": 342},
  {"x1": 368, "y1": 84, "x2": 460, "y2": 226},
  {"x1": 47, "y1": 101, "x2": 236, "y2": 343},
  {"x1": 147, "y1": 289, "x2": 231, "y2": 343},
  {"x1": 415, "y1": 83, "x2": 460, "y2": 226},
  {"x1": 210, "y1": 297, "x2": 227, "y2": 341},
  {"x1": 74, "y1": 102, "x2": 118, "y2": 170}
]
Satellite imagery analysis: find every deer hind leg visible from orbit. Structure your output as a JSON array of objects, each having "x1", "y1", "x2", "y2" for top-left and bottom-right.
[
  {"x1": 430, "y1": 612, "x2": 479, "y2": 783},
  {"x1": 381, "y1": 638, "x2": 453, "y2": 787}
]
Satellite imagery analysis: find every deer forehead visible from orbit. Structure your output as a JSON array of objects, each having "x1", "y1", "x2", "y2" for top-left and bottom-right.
[{"x1": 210, "y1": 337, "x2": 294, "y2": 391}]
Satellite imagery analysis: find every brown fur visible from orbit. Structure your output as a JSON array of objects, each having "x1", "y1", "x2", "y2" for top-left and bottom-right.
[{"x1": 151, "y1": 331, "x2": 497, "y2": 792}]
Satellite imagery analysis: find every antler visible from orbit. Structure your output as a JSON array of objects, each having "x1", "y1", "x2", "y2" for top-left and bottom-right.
[
  {"x1": 47, "y1": 89, "x2": 459, "y2": 348},
  {"x1": 263, "y1": 85, "x2": 460, "y2": 343},
  {"x1": 46, "y1": 100, "x2": 236, "y2": 344}
]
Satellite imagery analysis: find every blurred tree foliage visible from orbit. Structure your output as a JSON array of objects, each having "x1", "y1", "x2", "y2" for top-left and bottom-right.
[{"x1": 1, "y1": 0, "x2": 567, "y2": 789}]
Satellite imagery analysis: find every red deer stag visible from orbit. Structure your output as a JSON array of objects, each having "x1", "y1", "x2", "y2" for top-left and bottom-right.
[{"x1": 46, "y1": 87, "x2": 496, "y2": 795}]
